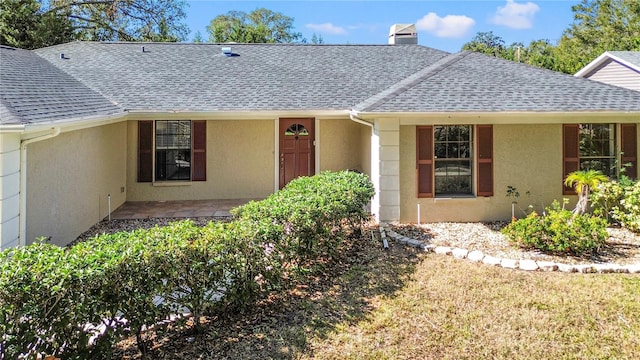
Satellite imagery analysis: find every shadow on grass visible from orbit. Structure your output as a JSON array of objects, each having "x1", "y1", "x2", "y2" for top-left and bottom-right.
[{"x1": 114, "y1": 226, "x2": 423, "y2": 359}]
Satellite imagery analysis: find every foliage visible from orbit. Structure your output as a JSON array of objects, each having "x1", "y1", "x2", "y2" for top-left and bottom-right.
[
  {"x1": 591, "y1": 177, "x2": 640, "y2": 232},
  {"x1": 502, "y1": 201, "x2": 608, "y2": 255},
  {"x1": 0, "y1": 171, "x2": 374, "y2": 358},
  {"x1": 564, "y1": 170, "x2": 609, "y2": 215},
  {"x1": 0, "y1": 0, "x2": 188, "y2": 49},
  {"x1": 554, "y1": 0, "x2": 640, "y2": 74},
  {"x1": 461, "y1": 0, "x2": 640, "y2": 74},
  {"x1": 0, "y1": 0, "x2": 74, "y2": 49},
  {"x1": 461, "y1": 31, "x2": 506, "y2": 57},
  {"x1": 206, "y1": 8, "x2": 302, "y2": 43}
]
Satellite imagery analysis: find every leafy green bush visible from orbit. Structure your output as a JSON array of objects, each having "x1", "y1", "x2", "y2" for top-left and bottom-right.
[
  {"x1": 501, "y1": 201, "x2": 608, "y2": 255},
  {"x1": 0, "y1": 170, "x2": 375, "y2": 358},
  {"x1": 233, "y1": 171, "x2": 374, "y2": 261},
  {"x1": 591, "y1": 177, "x2": 640, "y2": 232}
]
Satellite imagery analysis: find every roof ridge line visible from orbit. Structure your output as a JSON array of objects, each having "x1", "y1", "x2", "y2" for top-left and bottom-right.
[{"x1": 353, "y1": 51, "x2": 471, "y2": 112}]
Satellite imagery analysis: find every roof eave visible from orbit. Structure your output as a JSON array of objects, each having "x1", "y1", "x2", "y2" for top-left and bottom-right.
[
  {"x1": 125, "y1": 109, "x2": 352, "y2": 120},
  {"x1": 351, "y1": 110, "x2": 640, "y2": 124}
]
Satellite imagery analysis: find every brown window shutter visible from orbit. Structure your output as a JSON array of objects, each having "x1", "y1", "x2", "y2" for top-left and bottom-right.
[
  {"x1": 563, "y1": 124, "x2": 580, "y2": 194},
  {"x1": 621, "y1": 124, "x2": 637, "y2": 179},
  {"x1": 138, "y1": 120, "x2": 153, "y2": 182},
  {"x1": 477, "y1": 125, "x2": 493, "y2": 197},
  {"x1": 192, "y1": 120, "x2": 206, "y2": 181},
  {"x1": 416, "y1": 126, "x2": 433, "y2": 198}
]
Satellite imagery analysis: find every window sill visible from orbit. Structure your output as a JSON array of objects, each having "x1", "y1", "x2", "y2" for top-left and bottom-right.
[
  {"x1": 152, "y1": 181, "x2": 192, "y2": 187},
  {"x1": 432, "y1": 195, "x2": 479, "y2": 202}
]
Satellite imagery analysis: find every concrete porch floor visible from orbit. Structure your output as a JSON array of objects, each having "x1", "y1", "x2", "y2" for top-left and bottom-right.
[{"x1": 110, "y1": 199, "x2": 258, "y2": 219}]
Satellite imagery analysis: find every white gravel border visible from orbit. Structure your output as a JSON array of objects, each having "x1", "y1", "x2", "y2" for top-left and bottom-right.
[{"x1": 379, "y1": 223, "x2": 640, "y2": 274}]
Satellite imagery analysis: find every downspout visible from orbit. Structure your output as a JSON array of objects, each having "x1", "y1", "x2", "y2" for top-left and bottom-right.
[
  {"x1": 19, "y1": 128, "x2": 61, "y2": 246},
  {"x1": 349, "y1": 110, "x2": 380, "y2": 222},
  {"x1": 349, "y1": 110, "x2": 374, "y2": 129}
]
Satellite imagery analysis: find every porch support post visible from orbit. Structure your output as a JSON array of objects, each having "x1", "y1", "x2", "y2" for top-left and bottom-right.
[
  {"x1": 374, "y1": 119, "x2": 400, "y2": 222},
  {"x1": 0, "y1": 133, "x2": 21, "y2": 249}
]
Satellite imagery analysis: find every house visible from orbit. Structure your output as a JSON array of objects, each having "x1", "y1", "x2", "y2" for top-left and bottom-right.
[
  {"x1": 2, "y1": 28, "x2": 640, "y2": 249},
  {"x1": 575, "y1": 51, "x2": 640, "y2": 92}
]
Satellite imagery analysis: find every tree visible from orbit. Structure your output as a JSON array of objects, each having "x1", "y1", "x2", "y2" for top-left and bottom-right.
[
  {"x1": 206, "y1": 8, "x2": 302, "y2": 43},
  {"x1": 0, "y1": 0, "x2": 189, "y2": 49},
  {"x1": 310, "y1": 33, "x2": 324, "y2": 44},
  {"x1": 564, "y1": 170, "x2": 609, "y2": 215},
  {"x1": 554, "y1": 0, "x2": 640, "y2": 73},
  {"x1": 192, "y1": 30, "x2": 204, "y2": 43},
  {"x1": 462, "y1": 31, "x2": 506, "y2": 57},
  {"x1": 0, "y1": 0, "x2": 74, "y2": 49}
]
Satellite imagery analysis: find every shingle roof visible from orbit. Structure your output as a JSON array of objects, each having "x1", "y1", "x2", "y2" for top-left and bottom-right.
[
  {"x1": 0, "y1": 45, "x2": 123, "y2": 125},
  {"x1": 608, "y1": 51, "x2": 640, "y2": 70},
  {"x1": 33, "y1": 42, "x2": 449, "y2": 112},
  {"x1": 2, "y1": 42, "x2": 640, "y2": 127},
  {"x1": 356, "y1": 51, "x2": 640, "y2": 112}
]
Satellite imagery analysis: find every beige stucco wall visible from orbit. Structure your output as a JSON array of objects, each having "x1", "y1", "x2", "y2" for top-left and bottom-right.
[
  {"x1": 319, "y1": 119, "x2": 366, "y2": 173},
  {"x1": 400, "y1": 123, "x2": 564, "y2": 223},
  {"x1": 360, "y1": 123, "x2": 372, "y2": 177},
  {"x1": 26, "y1": 122, "x2": 127, "y2": 246},
  {"x1": 126, "y1": 120, "x2": 275, "y2": 201}
]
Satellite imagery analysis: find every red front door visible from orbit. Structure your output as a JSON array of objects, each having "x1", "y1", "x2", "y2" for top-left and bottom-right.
[{"x1": 279, "y1": 118, "x2": 315, "y2": 189}]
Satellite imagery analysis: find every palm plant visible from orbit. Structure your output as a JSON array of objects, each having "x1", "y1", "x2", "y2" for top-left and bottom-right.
[{"x1": 564, "y1": 170, "x2": 609, "y2": 215}]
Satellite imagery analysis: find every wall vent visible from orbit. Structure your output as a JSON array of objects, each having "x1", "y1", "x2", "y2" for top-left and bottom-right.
[{"x1": 388, "y1": 24, "x2": 418, "y2": 45}]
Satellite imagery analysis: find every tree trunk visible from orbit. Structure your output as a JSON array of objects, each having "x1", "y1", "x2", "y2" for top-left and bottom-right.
[{"x1": 573, "y1": 186, "x2": 590, "y2": 215}]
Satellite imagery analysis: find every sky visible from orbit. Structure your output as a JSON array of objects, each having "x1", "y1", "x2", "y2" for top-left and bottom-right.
[{"x1": 185, "y1": 0, "x2": 577, "y2": 53}]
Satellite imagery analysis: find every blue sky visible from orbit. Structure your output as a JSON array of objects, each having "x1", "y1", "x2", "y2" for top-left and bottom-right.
[{"x1": 185, "y1": 0, "x2": 576, "y2": 52}]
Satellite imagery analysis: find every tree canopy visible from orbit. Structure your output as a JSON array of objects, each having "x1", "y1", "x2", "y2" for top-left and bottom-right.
[
  {"x1": 206, "y1": 8, "x2": 302, "y2": 43},
  {"x1": 461, "y1": 0, "x2": 640, "y2": 74},
  {"x1": 0, "y1": 0, "x2": 189, "y2": 49}
]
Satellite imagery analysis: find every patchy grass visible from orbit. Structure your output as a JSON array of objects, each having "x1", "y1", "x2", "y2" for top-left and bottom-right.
[{"x1": 115, "y1": 228, "x2": 640, "y2": 359}]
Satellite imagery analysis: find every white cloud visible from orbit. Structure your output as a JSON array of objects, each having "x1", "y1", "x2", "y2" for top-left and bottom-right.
[
  {"x1": 416, "y1": 12, "x2": 476, "y2": 38},
  {"x1": 491, "y1": 0, "x2": 540, "y2": 29},
  {"x1": 305, "y1": 23, "x2": 347, "y2": 35}
]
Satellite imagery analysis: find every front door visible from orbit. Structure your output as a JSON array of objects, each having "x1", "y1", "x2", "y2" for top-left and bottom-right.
[{"x1": 279, "y1": 118, "x2": 315, "y2": 189}]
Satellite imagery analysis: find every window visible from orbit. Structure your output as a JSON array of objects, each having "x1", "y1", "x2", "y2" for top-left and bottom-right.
[
  {"x1": 417, "y1": 125, "x2": 493, "y2": 198},
  {"x1": 434, "y1": 125, "x2": 472, "y2": 195},
  {"x1": 579, "y1": 124, "x2": 616, "y2": 177},
  {"x1": 563, "y1": 123, "x2": 637, "y2": 194},
  {"x1": 156, "y1": 120, "x2": 192, "y2": 181},
  {"x1": 137, "y1": 120, "x2": 206, "y2": 182}
]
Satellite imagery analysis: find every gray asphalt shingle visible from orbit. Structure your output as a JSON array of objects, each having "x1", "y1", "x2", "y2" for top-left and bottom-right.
[
  {"x1": 357, "y1": 51, "x2": 640, "y2": 112},
  {"x1": 2, "y1": 42, "x2": 640, "y2": 126},
  {"x1": 609, "y1": 51, "x2": 640, "y2": 69},
  {"x1": 33, "y1": 42, "x2": 449, "y2": 112},
  {"x1": 0, "y1": 45, "x2": 123, "y2": 125}
]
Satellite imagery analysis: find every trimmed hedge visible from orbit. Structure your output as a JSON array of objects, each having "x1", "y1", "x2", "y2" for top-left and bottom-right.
[{"x1": 0, "y1": 171, "x2": 374, "y2": 359}]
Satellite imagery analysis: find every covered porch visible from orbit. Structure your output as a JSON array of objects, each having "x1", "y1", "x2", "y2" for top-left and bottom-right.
[{"x1": 110, "y1": 199, "x2": 258, "y2": 219}]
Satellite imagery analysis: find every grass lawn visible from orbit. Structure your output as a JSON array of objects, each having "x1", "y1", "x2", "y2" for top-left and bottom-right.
[{"x1": 116, "y1": 228, "x2": 640, "y2": 359}]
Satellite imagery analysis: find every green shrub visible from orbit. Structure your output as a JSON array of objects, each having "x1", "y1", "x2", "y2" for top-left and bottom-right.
[
  {"x1": 502, "y1": 201, "x2": 608, "y2": 255},
  {"x1": 591, "y1": 177, "x2": 640, "y2": 232},
  {"x1": 233, "y1": 171, "x2": 374, "y2": 262},
  {"x1": 0, "y1": 170, "x2": 375, "y2": 358}
]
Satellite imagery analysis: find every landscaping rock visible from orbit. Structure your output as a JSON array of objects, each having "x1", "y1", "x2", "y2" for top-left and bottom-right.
[
  {"x1": 421, "y1": 244, "x2": 436, "y2": 252},
  {"x1": 575, "y1": 265, "x2": 597, "y2": 274},
  {"x1": 452, "y1": 248, "x2": 469, "y2": 259},
  {"x1": 626, "y1": 264, "x2": 640, "y2": 274},
  {"x1": 536, "y1": 261, "x2": 558, "y2": 272},
  {"x1": 467, "y1": 250, "x2": 484, "y2": 262},
  {"x1": 500, "y1": 259, "x2": 518, "y2": 269},
  {"x1": 482, "y1": 256, "x2": 502, "y2": 266},
  {"x1": 519, "y1": 259, "x2": 539, "y2": 271},
  {"x1": 557, "y1": 263, "x2": 577, "y2": 273},
  {"x1": 434, "y1": 246, "x2": 452, "y2": 255}
]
